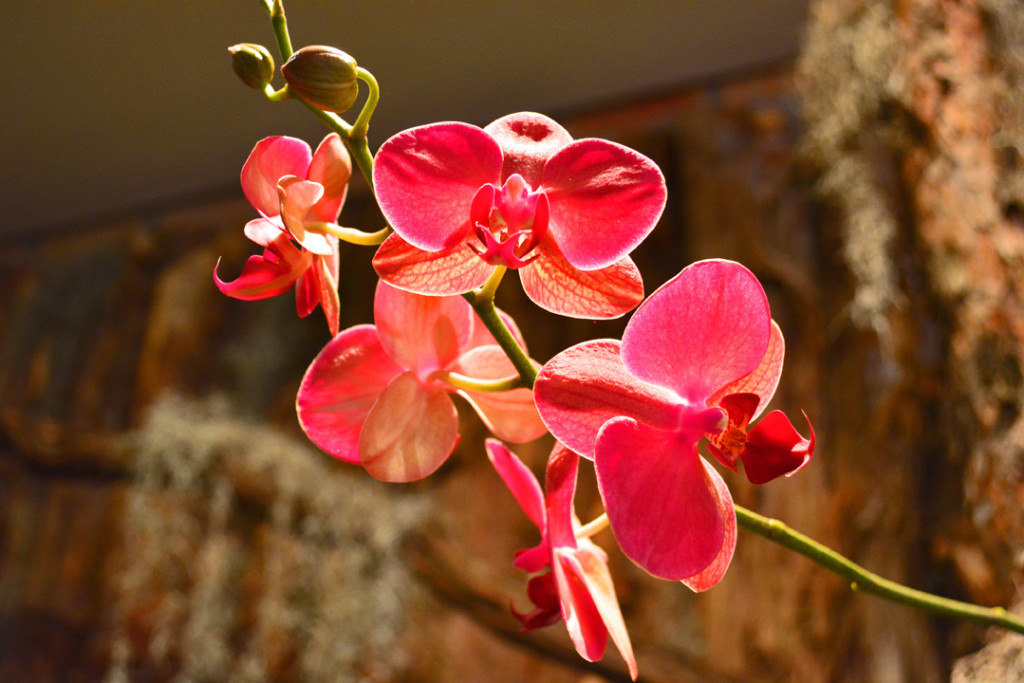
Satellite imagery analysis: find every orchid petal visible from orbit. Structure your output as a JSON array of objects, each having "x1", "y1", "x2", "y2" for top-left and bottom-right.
[
  {"x1": 485, "y1": 439, "x2": 545, "y2": 530},
  {"x1": 243, "y1": 217, "x2": 287, "y2": 248},
  {"x1": 708, "y1": 319, "x2": 785, "y2": 419},
  {"x1": 679, "y1": 462, "x2": 736, "y2": 592},
  {"x1": 552, "y1": 550, "x2": 608, "y2": 664},
  {"x1": 374, "y1": 122, "x2": 502, "y2": 251},
  {"x1": 483, "y1": 112, "x2": 573, "y2": 188},
  {"x1": 296, "y1": 325, "x2": 403, "y2": 464},
  {"x1": 741, "y1": 410, "x2": 815, "y2": 484},
  {"x1": 359, "y1": 371, "x2": 459, "y2": 482},
  {"x1": 373, "y1": 233, "x2": 494, "y2": 295},
  {"x1": 542, "y1": 138, "x2": 666, "y2": 271},
  {"x1": 455, "y1": 347, "x2": 547, "y2": 443},
  {"x1": 595, "y1": 417, "x2": 726, "y2": 580},
  {"x1": 622, "y1": 259, "x2": 771, "y2": 403},
  {"x1": 294, "y1": 254, "x2": 340, "y2": 337},
  {"x1": 544, "y1": 442, "x2": 581, "y2": 550},
  {"x1": 521, "y1": 236, "x2": 643, "y2": 319},
  {"x1": 571, "y1": 546, "x2": 638, "y2": 680},
  {"x1": 307, "y1": 133, "x2": 351, "y2": 221},
  {"x1": 373, "y1": 281, "x2": 473, "y2": 374},
  {"x1": 214, "y1": 230, "x2": 312, "y2": 301},
  {"x1": 534, "y1": 340, "x2": 679, "y2": 458},
  {"x1": 241, "y1": 136, "x2": 311, "y2": 217}
]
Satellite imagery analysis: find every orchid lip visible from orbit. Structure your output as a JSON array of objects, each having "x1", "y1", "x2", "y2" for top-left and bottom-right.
[{"x1": 468, "y1": 175, "x2": 549, "y2": 269}]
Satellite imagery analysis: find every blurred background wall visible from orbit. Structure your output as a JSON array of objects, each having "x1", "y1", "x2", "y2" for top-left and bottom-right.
[{"x1": 3, "y1": 1, "x2": 1024, "y2": 681}]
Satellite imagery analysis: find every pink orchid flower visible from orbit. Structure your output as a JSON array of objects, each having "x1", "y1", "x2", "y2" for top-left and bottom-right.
[
  {"x1": 297, "y1": 281, "x2": 547, "y2": 482},
  {"x1": 533, "y1": 259, "x2": 814, "y2": 587},
  {"x1": 214, "y1": 134, "x2": 352, "y2": 336},
  {"x1": 486, "y1": 439, "x2": 637, "y2": 680},
  {"x1": 371, "y1": 112, "x2": 667, "y2": 319}
]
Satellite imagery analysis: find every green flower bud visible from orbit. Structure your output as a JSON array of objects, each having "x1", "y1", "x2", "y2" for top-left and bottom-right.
[
  {"x1": 281, "y1": 45, "x2": 359, "y2": 114},
  {"x1": 229, "y1": 43, "x2": 275, "y2": 90}
]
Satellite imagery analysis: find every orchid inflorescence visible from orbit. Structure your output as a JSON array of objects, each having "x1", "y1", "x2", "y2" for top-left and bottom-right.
[{"x1": 213, "y1": 2, "x2": 1024, "y2": 676}]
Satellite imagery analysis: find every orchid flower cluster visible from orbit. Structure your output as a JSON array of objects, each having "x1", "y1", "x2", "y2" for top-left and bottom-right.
[{"x1": 215, "y1": 9, "x2": 818, "y2": 677}]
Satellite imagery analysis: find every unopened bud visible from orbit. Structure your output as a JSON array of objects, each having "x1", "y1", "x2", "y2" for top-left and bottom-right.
[
  {"x1": 281, "y1": 45, "x2": 359, "y2": 113},
  {"x1": 229, "y1": 43, "x2": 275, "y2": 89}
]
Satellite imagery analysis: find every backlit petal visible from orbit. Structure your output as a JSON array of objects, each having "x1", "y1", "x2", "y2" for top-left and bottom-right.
[
  {"x1": 542, "y1": 138, "x2": 666, "y2": 271},
  {"x1": 307, "y1": 133, "x2": 351, "y2": 221},
  {"x1": 373, "y1": 281, "x2": 473, "y2": 374},
  {"x1": 241, "y1": 136, "x2": 311, "y2": 217},
  {"x1": 374, "y1": 122, "x2": 502, "y2": 251},
  {"x1": 707, "y1": 319, "x2": 785, "y2": 419},
  {"x1": 359, "y1": 371, "x2": 459, "y2": 482},
  {"x1": 296, "y1": 325, "x2": 403, "y2": 464},
  {"x1": 520, "y1": 236, "x2": 643, "y2": 319},
  {"x1": 552, "y1": 550, "x2": 608, "y2": 664},
  {"x1": 373, "y1": 233, "x2": 493, "y2": 295},
  {"x1": 485, "y1": 439, "x2": 545, "y2": 530},
  {"x1": 622, "y1": 259, "x2": 771, "y2": 403},
  {"x1": 679, "y1": 462, "x2": 736, "y2": 592},
  {"x1": 484, "y1": 112, "x2": 573, "y2": 188},
  {"x1": 455, "y1": 346, "x2": 547, "y2": 443},
  {"x1": 595, "y1": 417, "x2": 726, "y2": 580},
  {"x1": 534, "y1": 340, "x2": 679, "y2": 458},
  {"x1": 571, "y1": 546, "x2": 638, "y2": 680}
]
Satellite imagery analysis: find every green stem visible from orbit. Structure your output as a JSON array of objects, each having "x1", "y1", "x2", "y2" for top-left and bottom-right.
[
  {"x1": 314, "y1": 223, "x2": 390, "y2": 246},
  {"x1": 463, "y1": 267, "x2": 538, "y2": 389},
  {"x1": 266, "y1": 0, "x2": 292, "y2": 59},
  {"x1": 441, "y1": 371, "x2": 523, "y2": 393},
  {"x1": 734, "y1": 504, "x2": 1024, "y2": 634},
  {"x1": 351, "y1": 68, "x2": 379, "y2": 142}
]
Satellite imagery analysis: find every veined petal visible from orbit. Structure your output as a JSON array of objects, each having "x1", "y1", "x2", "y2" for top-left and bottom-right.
[
  {"x1": 542, "y1": 138, "x2": 666, "y2": 271},
  {"x1": 359, "y1": 371, "x2": 459, "y2": 482},
  {"x1": 707, "y1": 319, "x2": 785, "y2": 420},
  {"x1": 373, "y1": 281, "x2": 473, "y2": 374},
  {"x1": 485, "y1": 439, "x2": 545, "y2": 530},
  {"x1": 296, "y1": 325, "x2": 403, "y2": 464},
  {"x1": 595, "y1": 418, "x2": 726, "y2": 580},
  {"x1": 520, "y1": 236, "x2": 643, "y2": 319},
  {"x1": 679, "y1": 462, "x2": 736, "y2": 592},
  {"x1": 373, "y1": 233, "x2": 493, "y2": 295},
  {"x1": 622, "y1": 259, "x2": 771, "y2": 403},
  {"x1": 534, "y1": 340, "x2": 679, "y2": 459},
  {"x1": 308, "y1": 133, "x2": 351, "y2": 221},
  {"x1": 483, "y1": 112, "x2": 573, "y2": 188},
  {"x1": 373, "y1": 122, "x2": 502, "y2": 251},
  {"x1": 242, "y1": 136, "x2": 311, "y2": 217},
  {"x1": 455, "y1": 347, "x2": 547, "y2": 443}
]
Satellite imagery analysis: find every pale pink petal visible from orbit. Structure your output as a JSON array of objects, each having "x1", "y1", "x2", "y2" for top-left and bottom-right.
[
  {"x1": 534, "y1": 340, "x2": 679, "y2": 458},
  {"x1": 296, "y1": 325, "x2": 403, "y2": 464},
  {"x1": 373, "y1": 281, "x2": 474, "y2": 374},
  {"x1": 455, "y1": 347, "x2": 547, "y2": 443},
  {"x1": 373, "y1": 233, "x2": 494, "y2": 295},
  {"x1": 621, "y1": 259, "x2": 771, "y2": 403},
  {"x1": 373, "y1": 122, "x2": 502, "y2": 251},
  {"x1": 307, "y1": 133, "x2": 351, "y2": 221},
  {"x1": 707, "y1": 319, "x2": 785, "y2": 419},
  {"x1": 542, "y1": 139, "x2": 666, "y2": 270},
  {"x1": 595, "y1": 417, "x2": 726, "y2": 580},
  {"x1": 520, "y1": 236, "x2": 643, "y2": 319},
  {"x1": 680, "y1": 460, "x2": 737, "y2": 592},
  {"x1": 241, "y1": 136, "x2": 311, "y2": 217},
  {"x1": 484, "y1": 439, "x2": 545, "y2": 530},
  {"x1": 572, "y1": 547, "x2": 638, "y2": 680},
  {"x1": 243, "y1": 217, "x2": 287, "y2": 247},
  {"x1": 359, "y1": 371, "x2": 459, "y2": 482},
  {"x1": 277, "y1": 177, "x2": 334, "y2": 255},
  {"x1": 483, "y1": 112, "x2": 573, "y2": 188},
  {"x1": 552, "y1": 550, "x2": 608, "y2": 664}
]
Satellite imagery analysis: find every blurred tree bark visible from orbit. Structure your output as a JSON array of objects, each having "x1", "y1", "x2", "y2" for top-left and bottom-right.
[{"x1": 3, "y1": 2, "x2": 1024, "y2": 681}]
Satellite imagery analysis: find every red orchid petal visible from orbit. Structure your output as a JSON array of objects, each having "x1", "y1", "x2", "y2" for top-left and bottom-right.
[
  {"x1": 542, "y1": 138, "x2": 666, "y2": 271},
  {"x1": 296, "y1": 325, "x2": 403, "y2": 464},
  {"x1": 241, "y1": 136, "x2": 311, "y2": 217},
  {"x1": 294, "y1": 255, "x2": 340, "y2": 337},
  {"x1": 520, "y1": 236, "x2": 643, "y2": 319},
  {"x1": 512, "y1": 573, "x2": 562, "y2": 631},
  {"x1": 373, "y1": 233, "x2": 494, "y2": 295},
  {"x1": 307, "y1": 133, "x2": 351, "y2": 221},
  {"x1": 513, "y1": 544, "x2": 550, "y2": 573},
  {"x1": 374, "y1": 122, "x2": 502, "y2": 251},
  {"x1": 741, "y1": 410, "x2": 815, "y2": 485},
  {"x1": 359, "y1": 371, "x2": 460, "y2": 482},
  {"x1": 485, "y1": 439, "x2": 545, "y2": 530},
  {"x1": 373, "y1": 281, "x2": 473, "y2": 374},
  {"x1": 708, "y1": 319, "x2": 785, "y2": 420},
  {"x1": 571, "y1": 546, "x2": 638, "y2": 680},
  {"x1": 680, "y1": 462, "x2": 737, "y2": 592},
  {"x1": 483, "y1": 112, "x2": 573, "y2": 188},
  {"x1": 622, "y1": 259, "x2": 771, "y2": 403},
  {"x1": 544, "y1": 443, "x2": 581, "y2": 550},
  {"x1": 243, "y1": 217, "x2": 287, "y2": 248},
  {"x1": 552, "y1": 550, "x2": 609, "y2": 664},
  {"x1": 455, "y1": 347, "x2": 547, "y2": 443},
  {"x1": 214, "y1": 229, "x2": 312, "y2": 301},
  {"x1": 595, "y1": 417, "x2": 726, "y2": 580},
  {"x1": 534, "y1": 340, "x2": 679, "y2": 459}
]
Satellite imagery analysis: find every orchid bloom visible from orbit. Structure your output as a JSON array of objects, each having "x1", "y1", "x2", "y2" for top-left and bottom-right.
[
  {"x1": 371, "y1": 112, "x2": 667, "y2": 319},
  {"x1": 486, "y1": 439, "x2": 637, "y2": 680},
  {"x1": 296, "y1": 281, "x2": 547, "y2": 482},
  {"x1": 534, "y1": 259, "x2": 814, "y2": 587},
  {"x1": 214, "y1": 134, "x2": 352, "y2": 336}
]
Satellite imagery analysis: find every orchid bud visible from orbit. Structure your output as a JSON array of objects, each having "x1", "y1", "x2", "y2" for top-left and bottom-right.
[
  {"x1": 281, "y1": 45, "x2": 359, "y2": 113},
  {"x1": 229, "y1": 43, "x2": 275, "y2": 90}
]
